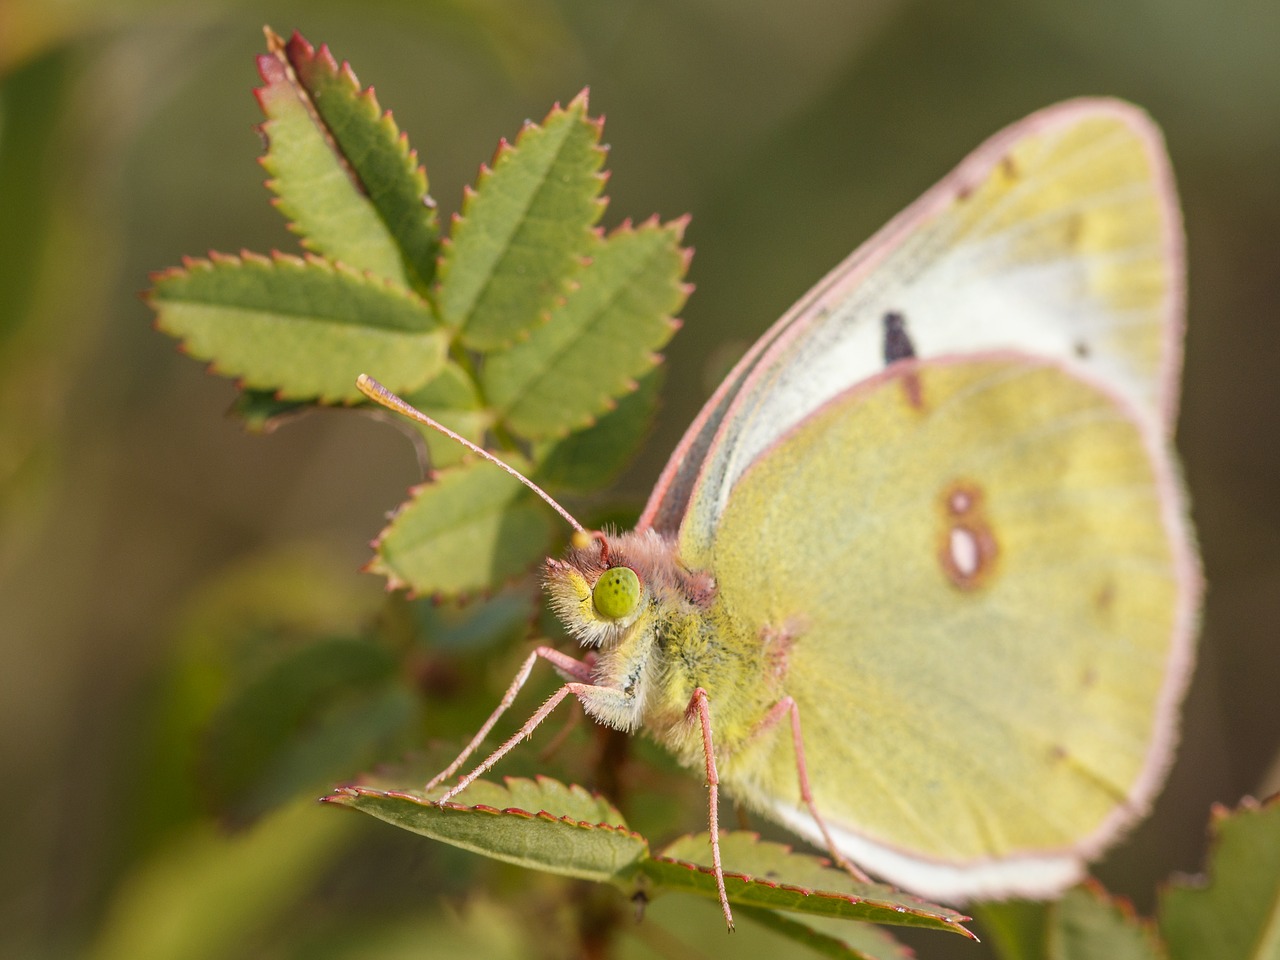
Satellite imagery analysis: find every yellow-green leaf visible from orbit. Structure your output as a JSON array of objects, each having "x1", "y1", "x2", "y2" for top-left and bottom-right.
[
  {"x1": 484, "y1": 218, "x2": 688, "y2": 440},
  {"x1": 369, "y1": 456, "x2": 555, "y2": 596},
  {"x1": 256, "y1": 29, "x2": 438, "y2": 289},
  {"x1": 1160, "y1": 795, "x2": 1280, "y2": 960},
  {"x1": 149, "y1": 251, "x2": 444, "y2": 402},
  {"x1": 437, "y1": 91, "x2": 606, "y2": 350}
]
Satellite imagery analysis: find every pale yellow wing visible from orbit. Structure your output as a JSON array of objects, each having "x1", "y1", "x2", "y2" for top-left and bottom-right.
[
  {"x1": 655, "y1": 100, "x2": 1184, "y2": 566},
  {"x1": 709, "y1": 355, "x2": 1197, "y2": 901}
]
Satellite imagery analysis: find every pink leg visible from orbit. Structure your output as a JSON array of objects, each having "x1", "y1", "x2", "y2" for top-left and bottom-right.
[
  {"x1": 689, "y1": 687, "x2": 735, "y2": 932},
  {"x1": 425, "y1": 646, "x2": 593, "y2": 795},
  {"x1": 439, "y1": 680, "x2": 597, "y2": 803},
  {"x1": 753, "y1": 696, "x2": 872, "y2": 884}
]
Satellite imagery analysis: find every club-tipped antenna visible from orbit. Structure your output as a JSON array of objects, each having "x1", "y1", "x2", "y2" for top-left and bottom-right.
[{"x1": 356, "y1": 374, "x2": 587, "y2": 536}]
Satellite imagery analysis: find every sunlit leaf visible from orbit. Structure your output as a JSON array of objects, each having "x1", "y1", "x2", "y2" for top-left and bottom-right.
[
  {"x1": 437, "y1": 91, "x2": 606, "y2": 350},
  {"x1": 483, "y1": 218, "x2": 688, "y2": 439},
  {"x1": 256, "y1": 28, "x2": 438, "y2": 290},
  {"x1": 324, "y1": 777, "x2": 647, "y2": 882},
  {"x1": 369, "y1": 455, "x2": 556, "y2": 596},
  {"x1": 149, "y1": 251, "x2": 444, "y2": 402},
  {"x1": 648, "y1": 833, "x2": 975, "y2": 938}
]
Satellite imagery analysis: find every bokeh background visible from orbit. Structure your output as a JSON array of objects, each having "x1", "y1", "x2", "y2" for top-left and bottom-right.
[{"x1": 2, "y1": 1, "x2": 1277, "y2": 957}]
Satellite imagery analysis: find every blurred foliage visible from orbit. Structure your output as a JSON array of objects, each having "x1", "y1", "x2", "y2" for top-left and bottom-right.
[{"x1": 1, "y1": 1, "x2": 1278, "y2": 958}]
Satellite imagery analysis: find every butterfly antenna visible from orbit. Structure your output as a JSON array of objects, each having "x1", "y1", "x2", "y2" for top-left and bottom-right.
[{"x1": 356, "y1": 374, "x2": 587, "y2": 536}]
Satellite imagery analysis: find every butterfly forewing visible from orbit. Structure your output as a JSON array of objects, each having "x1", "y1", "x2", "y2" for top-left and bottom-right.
[{"x1": 650, "y1": 99, "x2": 1184, "y2": 566}]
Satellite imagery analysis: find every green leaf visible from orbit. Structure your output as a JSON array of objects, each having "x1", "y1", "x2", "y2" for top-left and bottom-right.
[
  {"x1": 483, "y1": 217, "x2": 688, "y2": 440},
  {"x1": 256, "y1": 29, "x2": 438, "y2": 289},
  {"x1": 149, "y1": 251, "x2": 444, "y2": 402},
  {"x1": 369, "y1": 455, "x2": 556, "y2": 596},
  {"x1": 324, "y1": 777, "x2": 647, "y2": 883},
  {"x1": 437, "y1": 91, "x2": 607, "y2": 350},
  {"x1": 397, "y1": 361, "x2": 493, "y2": 469},
  {"x1": 980, "y1": 885, "x2": 1166, "y2": 960},
  {"x1": 1048, "y1": 885, "x2": 1165, "y2": 960},
  {"x1": 1159, "y1": 795, "x2": 1280, "y2": 960},
  {"x1": 202, "y1": 638, "x2": 413, "y2": 825},
  {"x1": 646, "y1": 833, "x2": 975, "y2": 939},
  {"x1": 533, "y1": 366, "x2": 662, "y2": 494},
  {"x1": 325, "y1": 776, "x2": 973, "y2": 945}
]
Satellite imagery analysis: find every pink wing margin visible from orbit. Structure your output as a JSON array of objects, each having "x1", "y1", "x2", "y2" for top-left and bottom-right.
[
  {"x1": 638, "y1": 97, "x2": 1188, "y2": 536},
  {"x1": 637, "y1": 97, "x2": 1201, "y2": 895}
]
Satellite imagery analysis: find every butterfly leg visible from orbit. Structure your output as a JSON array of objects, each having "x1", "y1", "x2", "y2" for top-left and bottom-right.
[
  {"x1": 425, "y1": 646, "x2": 593, "y2": 795},
  {"x1": 688, "y1": 686, "x2": 735, "y2": 931},
  {"x1": 439, "y1": 663, "x2": 648, "y2": 805},
  {"x1": 755, "y1": 696, "x2": 873, "y2": 884}
]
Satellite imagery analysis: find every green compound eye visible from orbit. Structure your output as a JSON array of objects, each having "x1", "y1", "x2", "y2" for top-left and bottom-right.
[{"x1": 591, "y1": 566, "x2": 641, "y2": 620}]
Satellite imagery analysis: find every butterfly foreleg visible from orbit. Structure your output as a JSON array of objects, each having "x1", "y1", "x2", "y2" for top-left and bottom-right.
[
  {"x1": 426, "y1": 645, "x2": 593, "y2": 796},
  {"x1": 687, "y1": 686, "x2": 735, "y2": 931},
  {"x1": 752, "y1": 696, "x2": 873, "y2": 884}
]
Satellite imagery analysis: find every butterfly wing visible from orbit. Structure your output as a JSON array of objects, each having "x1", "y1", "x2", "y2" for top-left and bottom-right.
[
  {"x1": 641, "y1": 99, "x2": 1186, "y2": 567},
  {"x1": 652, "y1": 100, "x2": 1197, "y2": 900},
  {"x1": 710, "y1": 353, "x2": 1197, "y2": 900}
]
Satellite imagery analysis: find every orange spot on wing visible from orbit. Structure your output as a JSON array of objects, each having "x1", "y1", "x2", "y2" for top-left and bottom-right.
[{"x1": 937, "y1": 480, "x2": 999, "y2": 591}]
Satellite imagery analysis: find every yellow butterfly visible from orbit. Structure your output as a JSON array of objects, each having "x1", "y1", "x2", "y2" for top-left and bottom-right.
[{"x1": 359, "y1": 97, "x2": 1199, "y2": 928}]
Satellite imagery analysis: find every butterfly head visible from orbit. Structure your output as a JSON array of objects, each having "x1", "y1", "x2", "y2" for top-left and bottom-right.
[
  {"x1": 543, "y1": 527, "x2": 699, "y2": 648},
  {"x1": 543, "y1": 531, "x2": 646, "y2": 648}
]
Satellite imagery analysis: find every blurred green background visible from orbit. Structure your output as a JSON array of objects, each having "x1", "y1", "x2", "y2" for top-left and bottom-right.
[{"x1": 2, "y1": 0, "x2": 1277, "y2": 957}]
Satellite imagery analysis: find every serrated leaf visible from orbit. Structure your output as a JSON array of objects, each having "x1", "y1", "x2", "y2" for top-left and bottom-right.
[
  {"x1": 323, "y1": 777, "x2": 647, "y2": 882},
  {"x1": 1159, "y1": 795, "x2": 1280, "y2": 960},
  {"x1": 256, "y1": 29, "x2": 438, "y2": 289},
  {"x1": 202, "y1": 638, "x2": 411, "y2": 825},
  {"x1": 1048, "y1": 885, "x2": 1165, "y2": 960},
  {"x1": 438, "y1": 91, "x2": 606, "y2": 350},
  {"x1": 980, "y1": 886, "x2": 1166, "y2": 960},
  {"x1": 149, "y1": 252, "x2": 444, "y2": 402},
  {"x1": 533, "y1": 366, "x2": 662, "y2": 494},
  {"x1": 397, "y1": 362, "x2": 492, "y2": 469},
  {"x1": 647, "y1": 833, "x2": 974, "y2": 938},
  {"x1": 483, "y1": 218, "x2": 687, "y2": 440},
  {"x1": 370, "y1": 456, "x2": 555, "y2": 596}
]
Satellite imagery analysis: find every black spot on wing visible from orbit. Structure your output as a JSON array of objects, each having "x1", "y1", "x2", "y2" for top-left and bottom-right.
[{"x1": 882, "y1": 311, "x2": 917, "y2": 365}]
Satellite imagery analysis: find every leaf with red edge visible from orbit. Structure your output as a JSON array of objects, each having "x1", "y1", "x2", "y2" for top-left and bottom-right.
[
  {"x1": 648, "y1": 833, "x2": 975, "y2": 939},
  {"x1": 149, "y1": 251, "x2": 444, "y2": 402},
  {"x1": 323, "y1": 777, "x2": 647, "y2": 883},
  {"x1": 437, "y1": 90, "x2": 608, "y2": 350},
  {"x1": 1159, "y1": 794, "x2": 1280, "y2": 960},
  {"x1": 256, "y1": 28, "x2": 438, "y2": 290},
  {"x1": 368, "y1": 455, "x2": 556, "y2": 597},
  {"x1": 483, "y1": 216, "x2": 689, "y2": 441}
]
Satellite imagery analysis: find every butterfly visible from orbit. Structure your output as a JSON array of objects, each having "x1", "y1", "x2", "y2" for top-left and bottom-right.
[{"x1": 358, "y1": 97, "x2": 1199, "y2": 929}]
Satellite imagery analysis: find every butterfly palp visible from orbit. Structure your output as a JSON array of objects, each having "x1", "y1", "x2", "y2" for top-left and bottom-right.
[{"x1": 592, "y1": 566, "x2": 642, "y2": 620}]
